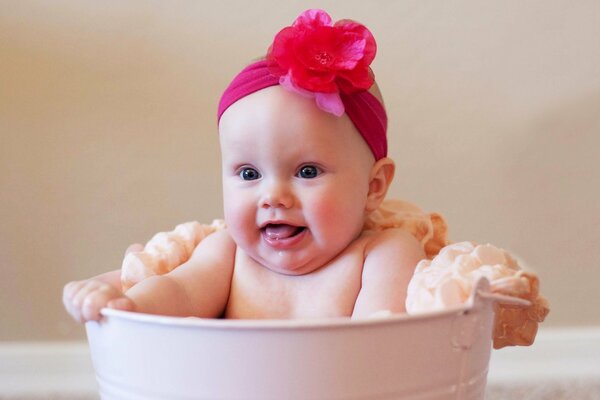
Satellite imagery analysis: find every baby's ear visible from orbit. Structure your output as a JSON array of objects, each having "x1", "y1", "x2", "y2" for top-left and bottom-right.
[{"x1": 366, "y1": 157, "x2": 395, "y2": 212}]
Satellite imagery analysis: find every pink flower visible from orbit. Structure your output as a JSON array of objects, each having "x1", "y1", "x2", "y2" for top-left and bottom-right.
[{"x1": 266, "y1": 9, "x2": 377, "y2": 116}]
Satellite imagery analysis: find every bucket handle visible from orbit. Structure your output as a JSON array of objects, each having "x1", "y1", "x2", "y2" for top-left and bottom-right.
[{"x1": 476, "y1": 290, "x2": 531, "y2": 307}]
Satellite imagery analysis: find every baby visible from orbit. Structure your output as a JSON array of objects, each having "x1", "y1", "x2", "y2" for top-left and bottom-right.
[{"x1": 63, "y1": 9, "x2": 429, "y2": 323}]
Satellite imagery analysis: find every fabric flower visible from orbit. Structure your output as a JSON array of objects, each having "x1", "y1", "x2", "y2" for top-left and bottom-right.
[
  {"x1": 266, "y1": 9, "x2": 377, "y2": 116},
  {"x1": 405, "y1": 241, "x2": 550, "y2": 349}
]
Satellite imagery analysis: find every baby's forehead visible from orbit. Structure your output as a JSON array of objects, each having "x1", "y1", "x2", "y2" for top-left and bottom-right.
[
  {"x1": 220, "y1": 86, "x2": 352, "y2": 133},
  {"x1": 218, "y1": 85, "x2": 379, "y2": 164},
  {"x1": 224, "y1": 85, "x2": 358, "y2": 129},
  {"x1": 231, "y1": 86, "x2": 322, "y2": 115},
  {"x1": 220, "y1": 117, "x2": 373, "y2": 170}
]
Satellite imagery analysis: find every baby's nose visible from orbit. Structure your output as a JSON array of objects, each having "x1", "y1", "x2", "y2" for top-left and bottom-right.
[{"x1": 259, "y1": 180, "x2": 295, "y2": 209}]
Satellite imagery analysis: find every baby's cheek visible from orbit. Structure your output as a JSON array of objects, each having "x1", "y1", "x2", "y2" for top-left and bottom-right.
[
  {"x1": 313, "y1": 197, "x2": 355, "y2": 232},
  {"x1": 223, "y1": 201, "x2": 246, "y2": 236},
  {"x1": 319, "y1": 189, "x2": 368, "y2": 233},
  {"x1": 314, "y1": 201, "x2": 340, "y2": 225},
  {"x1": 225, "y1": 193, "x2": 260, "y2": 240}
]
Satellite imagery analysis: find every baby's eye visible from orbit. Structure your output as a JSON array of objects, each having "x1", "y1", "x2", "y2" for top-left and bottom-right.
[
  {"x1": 297, "y1": 165, "x2": 321, "y2": 179},
  {"x1": 239, "y1": 167, "x2": 261, "y2": 181}
]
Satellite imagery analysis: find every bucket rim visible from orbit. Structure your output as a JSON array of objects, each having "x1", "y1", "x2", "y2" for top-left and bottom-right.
[
  {"x1": 93, "y1": 278, "x2": 494, "y2": 331},
  {"x1": 96, "y1": 302, "x2": 477, "y2": 331}
]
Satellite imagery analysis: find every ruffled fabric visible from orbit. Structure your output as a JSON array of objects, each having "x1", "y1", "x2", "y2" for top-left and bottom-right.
[
  {"x1": 405, "y1": 241, "x2": 550, "y2": 349},
  {"x1": 491, "y1": 270, "x2": 550, "y2": 349},
  {"x1": 363, "y1": 199, "x2": 449, "y2": 259},
  {"x1": 120, "y1": 220, "x2": 225, "y2": 290}
]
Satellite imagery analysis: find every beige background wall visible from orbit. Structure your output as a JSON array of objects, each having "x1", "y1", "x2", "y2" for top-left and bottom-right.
[{"x1": 1, "y1": 1, "x2": 598, "y2": 341}]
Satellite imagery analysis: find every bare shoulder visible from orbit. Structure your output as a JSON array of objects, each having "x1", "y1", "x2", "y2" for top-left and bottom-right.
[
  {"x1": 187, "y1": 228, "x2": 236, "y2": 264},
  {"x1": 364, "y1": 228, "x2": 425, "y2": 263},
  {"x1": 361, "y1": 227, "x2": 425, "y2": 288},
  {"x1": 169, "y1": 228, "x2": 236, "y2": 279},
  {"x1": 352, "y1": 228, "x2": 426, "y2": 316}
]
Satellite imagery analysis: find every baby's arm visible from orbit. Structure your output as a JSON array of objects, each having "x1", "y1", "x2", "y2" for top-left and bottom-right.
[
  {"x1": 124, "y1": 229, "x2": 236, "y2": 318},
  {"x1": 352, "y1": 228, "x2": 425, "y2": 318},
  {"x1": 63, "y1": 229, "x2": 236, "y2": 322}
]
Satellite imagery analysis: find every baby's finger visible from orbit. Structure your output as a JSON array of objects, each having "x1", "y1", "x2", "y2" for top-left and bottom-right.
[
  {"x1": 81, "y1": 286, "x2": 122, "y2": 321},
  {"x1": 63, "y1": 280, "x2": 86, "y2": 302},
  {"x1": 65, "y1": 281, "x2": 99, "y2": 322},
  {"x1": 63, "y1": 281, "x2": 85, "y2": 322},
  {"x1": 70, "y1": 280, "x2": 100, "y2": 309},
  {"x1": 72, "y1": 281, "x2": 114, "y2": 322}
]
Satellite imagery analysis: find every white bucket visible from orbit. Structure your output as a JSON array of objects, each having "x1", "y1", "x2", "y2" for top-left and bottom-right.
[{"x1": 86, "y1": 279, "x2": 496, "y2": 400}]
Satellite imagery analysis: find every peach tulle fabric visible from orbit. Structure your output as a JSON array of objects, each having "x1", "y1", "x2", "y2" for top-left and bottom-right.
[
  {"x1": 120, "y1": 199, "x2": 548, "y2": 348},
  {"x1": 362, "y1": 199, "x2": 449, "y2": 259},
  {"x1": 405, "y1": 241, "x2": 550, "y2": 349}
]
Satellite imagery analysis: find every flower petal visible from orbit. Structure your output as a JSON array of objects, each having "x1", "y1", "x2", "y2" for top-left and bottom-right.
[
  {"x1": 294, "y1": 27, "x2": 337, "y2": 70},
  {"x1": 315, "y1": 92, "x2": 345, "y2": 116},
  {"x1": 331, "y1": 34, "x2": 366, "y2": 69},
  {"x1": 267, "y1": 10, "x2": 377, "y2": 100},
  {"x1": 337, "y1": 64, "x2": 374, "y2": 93},
  {"x1": 335, "y1": 20, "x2": 377, "y2": 65},
  {"x1": 293, "y1": 9, "x2": 332, "y2": 28},
  {"x1": 279, "y1": 74, "x2": 315, "y2": 98},
  {"x1": 290, "y1": 64, "x2": 337, "y2": 93},
  {"x1": 268, "y1": 26, "x2": 300, "y2": 71}
]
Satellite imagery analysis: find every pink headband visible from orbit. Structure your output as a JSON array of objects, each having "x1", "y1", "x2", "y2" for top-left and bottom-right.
[{"x1": 216, "y1": 9, "x2": 388, "y2": 161}]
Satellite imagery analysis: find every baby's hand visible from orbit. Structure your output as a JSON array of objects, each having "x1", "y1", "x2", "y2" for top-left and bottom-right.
[{"x1": 62, "y1": 279, "x2": 135, "y2": 323}]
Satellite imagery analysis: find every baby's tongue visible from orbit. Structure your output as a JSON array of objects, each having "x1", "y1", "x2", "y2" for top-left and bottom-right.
[{"x1": 264, "y1": 224, "x2": 300, "y2": 240}]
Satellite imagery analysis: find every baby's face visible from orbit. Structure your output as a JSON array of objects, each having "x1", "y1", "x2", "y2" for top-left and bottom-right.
[{"x1": 219, "y1": 86, "x2": 376, "y2": 275}]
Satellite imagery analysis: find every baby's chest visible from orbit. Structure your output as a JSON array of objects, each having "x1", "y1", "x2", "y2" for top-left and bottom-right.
[{"x1": 224, "y1": 253, "x2": 365, "y2": 319}]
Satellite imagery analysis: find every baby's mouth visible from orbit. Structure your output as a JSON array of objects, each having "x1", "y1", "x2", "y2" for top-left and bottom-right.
[{"x1": 262, "y1": 224, "x2": 306, "y2": 241}]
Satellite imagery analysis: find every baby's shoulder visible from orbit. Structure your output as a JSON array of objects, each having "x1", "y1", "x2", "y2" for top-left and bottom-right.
[
  {"x1": 363, "y1": 227, "x2": 424, "y2": 255},
  {"x1": 188, "y1": 228, "x2": 237, "y2": 265},
  {"x1": 360, "y1": 228, "x2": 426, "y2": 274},
  {"x1": 350, "y1": 228, "x2": 427, "y2": 316}
]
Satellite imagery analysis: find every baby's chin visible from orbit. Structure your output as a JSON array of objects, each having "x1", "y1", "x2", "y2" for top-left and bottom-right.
[
  {"x1": 236, "y1": 229, "x2": 355, "y2": 276},
  {"x1": 246, "y1": 247, "x2": 330, "y2": 276},
  {"x1": 256, "y1": 255, "x2": 320, "y2": 276}
]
